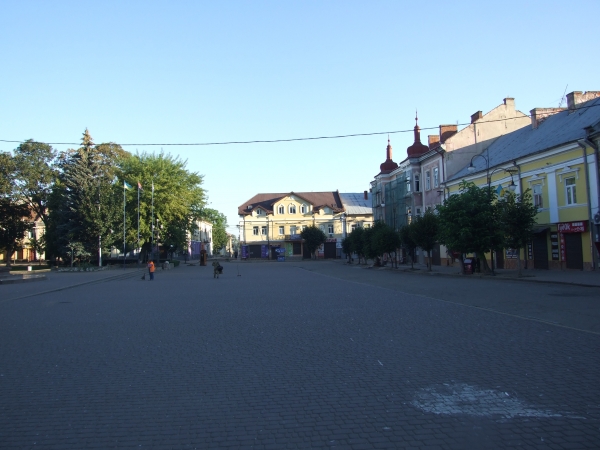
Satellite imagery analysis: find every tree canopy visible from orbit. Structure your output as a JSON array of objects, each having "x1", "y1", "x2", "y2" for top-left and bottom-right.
[{"x1": 301, "y1": 225, "x2": 326, "y2": 259}]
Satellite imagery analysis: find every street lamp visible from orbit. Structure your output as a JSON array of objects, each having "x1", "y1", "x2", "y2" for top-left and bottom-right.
[
  {"x1": 467, "y1": 154, "x2": 517, "y2": 274},
  {"x1": 265, "y1": 215, "x2": 270, "y2": 260}
]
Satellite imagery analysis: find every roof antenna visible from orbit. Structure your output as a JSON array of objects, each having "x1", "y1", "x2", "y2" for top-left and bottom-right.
[{"x1": 558, "y1": 84, "x2": 568, "y2": 108}]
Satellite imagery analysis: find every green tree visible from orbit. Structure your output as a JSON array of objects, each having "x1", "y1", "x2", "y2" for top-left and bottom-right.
[
  {"x1": 0, "y1": 199, "x2": 31, "y2": 268},
  {"x1": 371, "y1": 221, "x2": 400, "y2": 267},
  {"x1": 47, "y1": 130, "x2": 125, "y2": 263},
  {"x1": 197, "y1": 208, "x2": 228, "y2": 252},
  {"x1": 497, "y1": 189, "x2": 538, "y2": 276},
  {"x1": 343, "y1": 226, "x2": 366, "y2": 264},
  {"x1": 12, "y1": 140, "x2": 58, "y2": 227},
  {"x1": 119, "y1": 151, "x2": 206, "y2": 257},
  {"x1": 399, "y1": 223, "x2": 418, "y2": 269},
  {"x1": 29, "y1": 233, "x2": 46, "y2": 265},
  {"x1": 300, "y1": 225, "x2": 326, "y2": 259},
  {"x1": 436, "y1": 181, "x2": 496, "y2": 274},
  {"x1": 0, "y1": 152, "x2": 16, "y2": 196},
  {"x1": 411, "y1": 209, "x2": 440, "y2": 271}
]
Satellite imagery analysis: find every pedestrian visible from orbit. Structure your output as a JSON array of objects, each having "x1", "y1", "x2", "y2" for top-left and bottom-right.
[{"x1": 147, "y1": 260, "x2": 155, "y2": 280}]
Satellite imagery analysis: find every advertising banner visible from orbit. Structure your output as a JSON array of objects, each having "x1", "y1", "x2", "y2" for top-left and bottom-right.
[{"x1": 557, "y1": 221, "x2": 587, "y2": 233}]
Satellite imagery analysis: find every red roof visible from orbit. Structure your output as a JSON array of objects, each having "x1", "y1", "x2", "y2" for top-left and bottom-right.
[{"x1": 238, "y1": 191, "x2": 344, "y2": 216}]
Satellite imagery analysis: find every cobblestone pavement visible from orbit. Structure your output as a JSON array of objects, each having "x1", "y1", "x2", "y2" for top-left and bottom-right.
[{"x1": 0, "y1": 262, "x2": 599, "y2": 449}]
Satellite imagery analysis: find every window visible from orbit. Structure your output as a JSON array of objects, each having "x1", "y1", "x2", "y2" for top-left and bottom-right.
[
  {"x1": 278, "y1": 205, "x2": 284, "y2": 214},
  {"x1": 365, "y1": 223, "x2": 371, "y2": 228},
  {"x1": 253, "y1": 226, "x2": 259, "y2": 236},
  {"x1": 533, "y1": 184, "x2": 543, "y2": 208},
  {"x1": 301, "y1": 225, "x2": 307, "y2": 231},
  {"x1": 279, "y1": 226, "x2": 284, "y2": 235},
  {"x1": 414, "y1": 174, "x2": 420, "y2": 192},
  {"x1": 301, "y1": 204, "x2": 308, "y2": 214},
  {"x1": 290, "y1": 226, "x2": 297, "y2": 235},
  {"x1": 351, "y1": 224, "x2": 357, "y2": 231},
  {"x1": 565, "y1": 177, "x2": 577, "y2": 205},
  {"x1": 328, "y1": 224, "x2": 334, "y2": 234},
  {"x1": 433, "y1": 167, "x2": 439, "y2": 188},
  {"x1": 261, "y1": 226, "x2": 267, "y2": 235},
  {"x1": 425, "y1": 171, "x2": 431, "y2": 191},
  {"x1": 256, "y1": 209, "x2": 262, "y2": 215},
  {"x1": 320, "y1": 225, "x2": 325, "y2": 231},
  {"x1": 289, "y1": 204, "x2": 296, "y2": 214},
  {"x1": 416, "y1": 208, "x2": 422, "y2": 216}
]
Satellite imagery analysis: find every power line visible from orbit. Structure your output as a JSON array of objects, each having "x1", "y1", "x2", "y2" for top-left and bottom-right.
[{"x1": 1, "y1": 102, "x2": 599, "y2": 148}]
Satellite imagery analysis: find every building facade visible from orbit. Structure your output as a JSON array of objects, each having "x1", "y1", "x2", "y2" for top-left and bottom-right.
[
  {"x1": 238, "y1": 191, "x2": 369, "y2": 259},
  {"x1": 446, "y1": 91, "x2": 600, "y2": 271}
]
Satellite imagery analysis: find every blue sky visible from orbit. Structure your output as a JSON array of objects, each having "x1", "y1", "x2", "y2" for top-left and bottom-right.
[{"x1": 2, "y1": 0, "x2": 598, "y2": 233}]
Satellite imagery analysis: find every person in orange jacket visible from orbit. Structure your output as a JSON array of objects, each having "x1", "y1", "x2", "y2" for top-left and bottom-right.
[{"x1": 147, "y1": 260, "x2": 155, "y2": 280}]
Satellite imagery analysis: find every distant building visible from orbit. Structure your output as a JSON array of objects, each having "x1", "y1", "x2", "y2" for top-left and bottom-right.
[
  {"x1": 189, "y1": 220, "x2": 213, "y2": 258},
  {"x1": 238, "y1": 191, "x2": 359, "y2": 259}
]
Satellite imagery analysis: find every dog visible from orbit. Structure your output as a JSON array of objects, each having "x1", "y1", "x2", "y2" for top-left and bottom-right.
[{"x1": 212, "y1": 261, "x2": 224, "y2": 278}]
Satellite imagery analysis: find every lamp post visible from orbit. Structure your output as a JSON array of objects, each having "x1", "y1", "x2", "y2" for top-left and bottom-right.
[
  {"x1": 265, "y1": 215, "x2": 270, "y2": 259},
  {"x1": 468, "y1": 154, "x2": 517, "y2": 274}
]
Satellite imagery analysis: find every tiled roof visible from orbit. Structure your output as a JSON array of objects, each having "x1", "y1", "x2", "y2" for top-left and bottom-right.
[
  {"x1": 238, "y1": 191, "x2": 344, "y2": 216},
  {"x1": 450, "y1": 97, "x2": 600, "y2": 181}
]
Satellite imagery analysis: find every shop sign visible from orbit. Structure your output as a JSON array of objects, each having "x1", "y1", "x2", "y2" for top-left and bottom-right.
[
  {"x1": 290, "y1": 234, "x2": 301, "y2": 240},
  {"x1": 559, "y1": 233, "x2": 566, "y2": 261},
  {"x1": 505, "y1": 248, "x2": 518, "y2": 259},
  {"x1": 550, "y1": 232, "x2": 559, "y2": 261},
  {"x1": 326, "y1": 238, "x2": 337, "y2": 243},
  {"x1": 557, "y1": 221, "x2": 587, "y2": 233},
  {"x1": 527, "y1": 243, "x2": 533, "y2": 260}
]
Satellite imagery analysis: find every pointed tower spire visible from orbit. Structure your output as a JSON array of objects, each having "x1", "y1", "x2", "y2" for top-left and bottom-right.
[{"x1": 407, "y1": 109, "x2": 429, "y2": 158}]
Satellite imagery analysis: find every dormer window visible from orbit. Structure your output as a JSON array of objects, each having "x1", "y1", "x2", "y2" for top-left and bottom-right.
[
  {"x1": 278, "y1": 205, "x2": 285, "y2": 214},
  {"x1": 289, "y1": 204, "x2": 296, "y2": 214},
  {"x1": 301, "y1": 204, "x2": 308, "y2": 214},
  {"x1": 256, "y1": 209, "x2": 262, "y2": 215}
]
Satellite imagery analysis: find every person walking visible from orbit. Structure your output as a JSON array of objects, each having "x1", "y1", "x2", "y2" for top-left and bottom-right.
[{"x1": 147, "y1": 260, "x2": 155, "y2": 280}]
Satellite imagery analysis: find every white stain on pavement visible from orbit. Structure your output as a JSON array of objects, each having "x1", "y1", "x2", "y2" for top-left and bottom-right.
[{"x1": 411, "y1": 383, "x2": 584, "y2": 420}]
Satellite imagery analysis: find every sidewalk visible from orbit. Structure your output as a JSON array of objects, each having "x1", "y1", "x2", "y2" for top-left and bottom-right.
[{"x1": 335, "y1": 259, "x2": 600, "y2": 288}]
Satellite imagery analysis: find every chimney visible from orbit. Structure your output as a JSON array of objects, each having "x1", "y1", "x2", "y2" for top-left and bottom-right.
[
  {"x1": 503, "y1": 98, "x2": 515, "y2": 108},
  {"x1": 364, "y1": 190, "x2": 368, "y2": 200},
  {"x1": 428, "y1": 135, "x2": 440, "y2": 148},
  {"x1": 439, "y1": 124, "x2": 458, "y2": 143},
  {"x1": 470, "y1": 111, "x2": 482, "y2": 123},
  {"x1": 567, "y1": 91, "x2": 600, "y2": 113},
  {"x1": 530, "y1": 107, "x2": 565, "y2": 129}
]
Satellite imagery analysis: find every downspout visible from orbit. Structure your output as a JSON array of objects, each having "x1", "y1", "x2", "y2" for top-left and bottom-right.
[{"x1": 577, "y1": 140, "x2": 597, "y2": 270}]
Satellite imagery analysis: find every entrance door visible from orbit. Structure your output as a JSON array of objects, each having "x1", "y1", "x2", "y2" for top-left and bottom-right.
[
  {"x1": 248, "y1": 245, "x2": 262, "y2": 259},
  {"x1": 565, "y1": 233, "x2": 584, "y2": 269},
  {"x1": 532, "y1": 232, "x2": 549, "y2": 269},
  {"x1": 324, "y1": 242, "x2": 336, "y2": 259},
  {"x1": 293, "y1": 242, "x2": 302, "y2": 255},
  {"x1": 302, "y1": 244, "x2": 311, "y2": 259},
  {"x1": 431, "y1": 243, "x2": 441, "y2": 266},
  {"x1": 496, "y1": 249, "x2": 505, "y2": 269}
]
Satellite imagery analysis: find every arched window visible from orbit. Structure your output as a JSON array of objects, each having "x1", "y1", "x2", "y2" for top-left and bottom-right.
[
  {"x1": 278, "y1": 205, "x2": 285, "y2": 214},
  {"x1": 289, "y1": 204, "x2": 297, "y2": 214}
]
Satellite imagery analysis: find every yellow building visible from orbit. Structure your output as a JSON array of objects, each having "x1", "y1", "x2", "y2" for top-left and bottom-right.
[
  {"x1": 237, "y1": 191, "x2": 372, "y2": 259},
  {"x1": 445, "y1": 91, "x2": 600, "y2": 271}
]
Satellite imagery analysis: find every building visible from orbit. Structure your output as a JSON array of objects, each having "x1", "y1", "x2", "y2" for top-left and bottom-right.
[
  {"x1": 189, "y1": 220, "x2": 213, "y2": 259},
  {"x1": 371, "y1": 99, "x2": 531, "y2": 265},
  {"x1": 446, "y1": 91, "x2": 600, "y2": 271},
  {"x1": 0, "y1": 211, "x2": 45, "y2": 265},
  {"x1": 238, "y1": 191, "x2": 357, "y2": 259}
]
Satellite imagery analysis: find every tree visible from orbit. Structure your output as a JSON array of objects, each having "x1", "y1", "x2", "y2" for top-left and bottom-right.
[
  {"x1": 0, "y1": 199, "x2": 31, "y2": 268},
  {"x1": 119, "y1": 151, "x2": 206, "y2": 256},
  {"x1": 29, "y1": 233, "x2": 46, "y2": 265},
  {"x1": 0, "y1": 152, "x2": 15, "y2": 197},
  {"x1": 12, "y1": 140, "x2": 58, "y2": 227},
  {"x1": 300, "y1": 225, "x2": 326, "y2": 259},
  {"x1": 47, "y1": 129, "x2": 125, "y2": 263},
  {"x1": 344, "y1": 226, "x2": 366, "y2": 264},
  {"x1": 371, "y1": 221, "x2": 400, "y2": 267},
  {"x1": 198, "y1": 208, "x2": 228, "y2": 252},
  {"x1": 411, "y1": 209, "x2": 439, "y2": 271},
  {"x1": 497, "y1": 189, "x2": 538, "y2": 276},
  {"x1": 399, "y1": 223, "x2": 418, "y2": 269},
  {"x1": 436, "y1": 181, "x2": 496, "y2": 273}
]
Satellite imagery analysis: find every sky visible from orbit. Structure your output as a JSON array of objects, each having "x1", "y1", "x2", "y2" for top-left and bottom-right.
[{"x1": 2, "y1": 0, "x2": 599, "y2": 234}]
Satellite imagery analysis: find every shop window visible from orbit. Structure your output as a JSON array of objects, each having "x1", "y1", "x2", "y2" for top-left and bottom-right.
[{"x1": 565, "y1": 177, "x2": 577, "y2": 205}]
